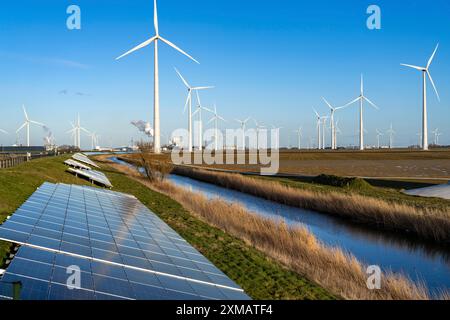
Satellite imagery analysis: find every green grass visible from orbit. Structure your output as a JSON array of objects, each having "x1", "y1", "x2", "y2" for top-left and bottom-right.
[
  {"x1": 255, "y1": 174, "x2": 450, "y2": 212},
  {"x1": 0, "y1": 155, "x2": 334, "y2": 300}
]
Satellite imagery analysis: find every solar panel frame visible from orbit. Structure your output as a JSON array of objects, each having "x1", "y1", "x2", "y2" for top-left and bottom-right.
[
  {"x1": 66, "y1": 168, "x2": 113, "y2": 188},
  {"x1": 71, "y1": 153, "x2": 100, "y2": 168},
  {"x1": 0, "y1": 182, "x2": 249, "y2": 300},
  {"x1": 64, "y1": 159, "x2": 92, "y2": 171}
]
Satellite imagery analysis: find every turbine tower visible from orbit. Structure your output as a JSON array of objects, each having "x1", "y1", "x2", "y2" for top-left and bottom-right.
[
  {"x1": 386, "y1": 124, "x2": 395, "y2": 149},
  {"x1": 207, "y1": 104, "x2": 226, "y2": 151},
  {"x1": 343, "y1": 75, "x2": 379, "y2": 151},
  {"x1": 334, "y1": 120, "x2": 342, "y2": 148},
  {"x1": 432, "y1": 128, "x2": 441, "y2": 146},
  {"x1": 175, "y1": 68, "x2": 213, "y2": 152},
  {"x1": 322, "y1": 97, "x2": 349, "y2": 150},
  {"x1": 16, "y1": 105, "x2": 45, "y2": 147},
  {"x1": 116, "y1": 0, "x2": 199, "y2": 154},
  {"x1": 376, "y1": 129, "x2": 383, "y2": 149},
  {"x1": 235, "y1": 118, "x2": 251, "y2": 151},
  {"x1": 401, "y1": 43, "x2": 440, "y2": 151},
  {"x1": 294, "y1": 127, "x2": 302, "y2": 149}
]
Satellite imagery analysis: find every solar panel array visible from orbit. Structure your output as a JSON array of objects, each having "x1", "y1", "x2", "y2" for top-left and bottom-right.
[
  {"x1": 72, "y1": 153, "x2": 99, "y2": 168},
  {"x1": 67, "y1": 168, "x2": 113, "y2": 188},
  {"x1": 64, "y1": 159, "x2": 92, "y2": 171},
  {"x1": 0, "y1": 182, "x2": 249, "y2": 300}
]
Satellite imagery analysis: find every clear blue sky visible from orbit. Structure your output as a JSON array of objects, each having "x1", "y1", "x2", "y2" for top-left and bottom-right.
[{"x1": 0, "y1": 0, "x2": 449, "y2": 148}]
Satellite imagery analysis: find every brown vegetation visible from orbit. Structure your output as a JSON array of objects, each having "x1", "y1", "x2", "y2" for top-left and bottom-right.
[{"x1": 171, "y1": 166, "x2": 450, "y2": 244}]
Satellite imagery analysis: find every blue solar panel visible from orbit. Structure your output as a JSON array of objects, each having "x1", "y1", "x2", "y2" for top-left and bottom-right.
[{"x1": 0, "y1": 182, "x2": 249, "y2": 300}]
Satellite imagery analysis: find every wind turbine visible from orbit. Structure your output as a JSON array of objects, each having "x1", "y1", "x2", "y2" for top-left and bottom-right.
[
  {"x1": 67, "y1": 115, "x2": 89, "y2": 149},
  {"x1": 271, "y1": 125, "x2": 283, "y2": 150},
  {"x1": 116, "y1": 0, "x2": 199, "y2": 154},
  {"x1": 313, "y1": 108, "x2": 322, "y2": 149},
  {"x1": 174, "y1": 68, "x2": 213, "y2": 152},
  {"x1": 192, "y1": 91, "x2": 215, "y2": 151},
  {"x1": 321, "y1": 117, "x2": 328, "y2": 149},
  {"x1": 432, "y1": 128, "x2": 441, "y2": 145},
  {"x1": 376, "y1": 129, "x2": 383, "y2": 149},
  {"x1": 235, "y1": 118, "x2": 251, "y2": 151},
  {"x1": 294, "y1": 127, "x2": 302, "y2": 149},
  {"x1": 334, "y1": 120, "x2": 342, "y2": 148},
  {"x1": 401, "y1": 44, "x2": 440, "y2": 151},
  {"x1": 207, "y1": 104, "x2": 226, "y2": 151},
  {"x1": 66, "y1": 122, "x2": 77, "y2": 147},
  {"x1": 252, "y1": 119, "x2": 266, "y2": 150},
  {"x1": 322, "y1": 97, "x2": 349, "y2": 150},
  {"x1": 342, "y1": 75, "x2": 379, "y2": 150},
  {"x1": 416, "y1": 132, "x2": 422, "y2": 148},
  {"x1": 16, "y1": 105, "x2": 45, "y2": 147},
  {"x1": 386, "y1": 124, "x2": 396, "y2": 149},
  {"x1": 89, "y1": 132, "x2": 98, "y2": 150}
]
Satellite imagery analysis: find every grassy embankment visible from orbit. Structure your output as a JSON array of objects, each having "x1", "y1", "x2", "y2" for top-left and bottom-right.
[
  {"x1": 103, "y1": 156, "x2": 443, "y2": 300},
  {"x1": 0, "y1": 155, "x2": 333, "y2": 300}
]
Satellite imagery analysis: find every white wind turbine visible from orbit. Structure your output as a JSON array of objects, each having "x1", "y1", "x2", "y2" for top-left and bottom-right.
[
  {"x1": 235, "y1": 118, "x2": 251, "y2": 151},
  {"x1": 322, "y1": 97, "x2": 349, "y2": 150},
  {"x1": 271, "y1": 125, "x2": 283, "y2": 150},
  {"x1": 89, "y1": 132, "x2": 99, "y2": 150},
  {"x1": 313, "y1": 109, "x2": 322, "y2": 149},
  {"x1": 334, "y1": 119, "x2": 342, "y2": 148},
  {"x1": 252, "y1": 119, "x2": 266, "y2": 150},
  {"x1": 207, "y1": 104, "x2": 226, "y2": 151},
  {"x1": 16, "y1": 105, "x2": 45, "y2": 147},
  {"x1": 342, "y1": 75, "x2": 379, "y2": 150},
  {"x1": 66, "y1": 122, "x2": 77, "y2": 147},
  {"x1": 294, "y1": 127, "x2": 302, "y2": 149},
  {"x1": 67, "y1": 115, "x2": 89, "y2": 149},
  {"x1": 416, "y1": 132, "x2": 422, "y2": 148},
  {"x1": 386, "y1": 123, "x2": 396, "y2": 149},
  {"x1": 116, "y1": 0, "x2": 199, "y2": 154},
  {"x1": 192, "y1": 91, "x2": 215, "y2": 150},
  {"x1": 432, "y1": 128, "x2": 441, "y2": 145},
  {"x1": 174, "y1": 68, "x2": 213, "y2": 152},
  {"x1": 401, "y1": 44, "x2": 440, "y2": 151},
  {"x1": 376, "y1": 129, "x2": 383, "y2": 149}
]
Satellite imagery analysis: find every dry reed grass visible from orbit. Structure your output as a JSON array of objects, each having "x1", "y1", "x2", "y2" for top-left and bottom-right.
[
  {"x1": 105, "y1": 160, "x2": 447, "y2": 300},
  {"x1": 172, "y1": 166, "x2": 450, "y2": 244}
]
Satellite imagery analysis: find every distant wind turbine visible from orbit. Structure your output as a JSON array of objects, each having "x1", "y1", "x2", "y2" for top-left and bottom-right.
[
  {"x1": 322, "y1": 97, "x2": 349, "y2": 150},
  {"x1": 271, "y1": 125, "x2": 283, "y2": 150},
  {"x1": 313, "y1": 108, "x2": 323, "y2": 150},
  {"x1": 235, "y1": 118, "x2": 251, "y2": 151},
  {"x1": 294, "y1": 127, "x2": 302, "y2": 149},
  {"x1": 376, "y1": 129, "x2": 383, "y2": 149},
  {"x1": 192, "y1": 91, "x2": 214, "y2": 150},
  {"x1": 386, "y1": 123, "x2": 396, "y2": 149},
  {"x1": 401, "y1": 43, "x2": 440, "y2": 151},
  {"x1": 342, "y1": 75, "x2": 379, "y2": 151},
  {"x1": 207, "y1": 104, "x2": 226, "y2": 151},
  {"x1": 116, "y1": 0, "x2": 199, "y2": 154},
  {"x1": 432, "y1": 128, "x2": 441, "y2": 145},
  {"x1": 175, "y1": 68, "x2": 213, "y2": 152},
  {"x1": 16, "y1": 105, "x2": 45, "y2": 147},
  {"x1": 67, "y1": 115, "x2": 89, "y2": 149}
]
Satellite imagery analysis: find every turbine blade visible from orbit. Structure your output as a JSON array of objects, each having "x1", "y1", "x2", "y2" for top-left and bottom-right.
[
  {"x1": 153, "y1": 0, "x2": 159, "y2": 35},
  {"x1": 322, "y1": 97, "x2": 333, "y2": 110},
  {"x1": 22, "y1": 105, "x2": 28, "y2": 120},
  {"x1": 341, "y1": 97, "x2": 360, "y2": 108},
  {"x1": 193, "y1": 86, "x2": 214, "y2": 90},
  {"x1": 29, "y1": 120, "x2": 45, "y2": 127},
  {"x1": 183, "y1": 91, "x2": 191, "y2": 113},
  {"x1": 427, "y1": 43, "x2": 439, "y2": 69},
  {"x1": 0, "y1": 129, "x2": 8, "y2": 134},
  {"x1": 400, "y1": 63, "x2": 425, "y2": 71},
  {"x1": 363, "y1": 96, "x2": 379, "y2": 110},
  {"x1": 16, "y1": 122, "x2": 26, "y2": 133},
  {"x1": 218, "y1": 116, "x2": 226, "y2": 122},
  {"x1": 116, "y1": 36, "x2": 157, "y2": 60},
  {"x1": 427, "y1": 71, "x2": 440, "y2": 102},
  {"x1": 313, "y1": 108, "x2": 320, "y2": 118},
  {"x1": 174, "y1": 67, "x2": 190, "y2": 88},
  {"x1": 207, "y1": 117, "x2": 215, "y2": 124},
  {"x1": 158, "y1": 36, "x2": 199, "y2": 64}
]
